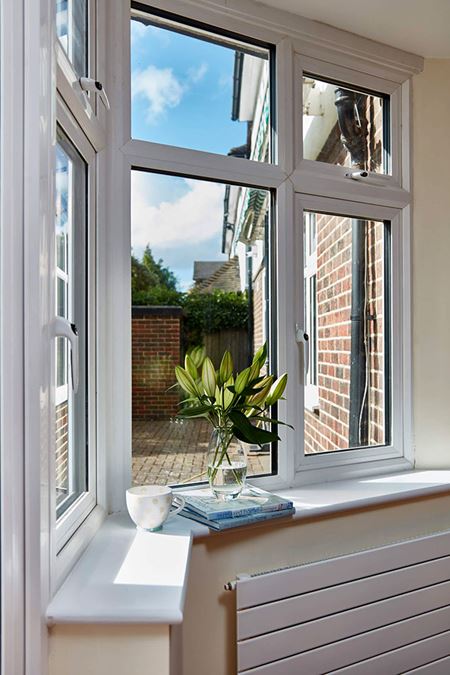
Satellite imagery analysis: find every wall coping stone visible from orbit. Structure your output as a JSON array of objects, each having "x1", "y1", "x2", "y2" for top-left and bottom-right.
[{"x1": 132, "y1": 305, "x2": 183, "y2": 318}]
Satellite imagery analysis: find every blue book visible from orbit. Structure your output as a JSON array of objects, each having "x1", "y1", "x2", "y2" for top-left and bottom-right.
[
  {"x1": 180, "y1": 486, "x2": 294, "y2": 521},
  {"x1": 180, "y1": 506, "x2": 296, "y2": 531}
]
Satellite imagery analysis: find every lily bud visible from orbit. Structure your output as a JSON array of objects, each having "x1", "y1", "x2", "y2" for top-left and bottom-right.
[
  {"x1": 247, "y1": 380, "x2": 273, "y2": 407},
  {"x1": 202, "y1": 357, "x2": 217, "y2": 397},
  {"x1": 252, "y1": 342, "x2": 267, "y2": 367},
  {"x1": 219, "y1": 350, "x2": 233, "y2": 383},
  {"x1": 175, "y1": 366, "x2": 198, "y2": 397},
  {"x1": 235, "y1": 367, "x2": 251, "y2": 394},
  {"x1": 184, "y1": 354, "x2": 198, "y2": 380},
  {"x1": 265, "y1": 373, "x2": 288, "y2": 407}
]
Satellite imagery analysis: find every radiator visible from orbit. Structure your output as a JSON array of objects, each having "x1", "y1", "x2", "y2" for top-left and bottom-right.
[{"x1": 234, "y1": 530, "x2": 450, "y2": 674}]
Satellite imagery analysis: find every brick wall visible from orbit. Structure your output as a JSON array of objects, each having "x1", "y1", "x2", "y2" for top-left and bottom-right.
[
  {"x1": 304, "y1": 215, "x2": 385, "y2": 453},
  {"x1": 132, "y1": 306, "x2": 182, "y2": 420},
  {"x1": 252, "y1": 262, "x2": 265, "y2": 355},
  {"x1": 55, "y1": 400, "x2": 69, "y2": 495}
]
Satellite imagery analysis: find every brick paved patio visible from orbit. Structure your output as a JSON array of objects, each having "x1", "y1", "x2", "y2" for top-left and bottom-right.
[{"x1": 132, "y1": 418, "x2": 270, "y2": 486}]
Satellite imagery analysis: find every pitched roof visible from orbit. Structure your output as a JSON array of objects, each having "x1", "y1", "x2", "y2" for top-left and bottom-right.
[
  {"x1": 193, "y1": 258, "x2": 241, "y2": 293},
  {"x1": 193, "y1": 261, "x2": 224, "y2": 282}
]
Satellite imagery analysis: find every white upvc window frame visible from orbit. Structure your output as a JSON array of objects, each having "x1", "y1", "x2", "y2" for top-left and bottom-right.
[
  {"x1": 101, "y1": 0, "x2": 420, "y2": 501},
  {"x1": 303, "y1": 211, "x2": 318, "y2": 411},
  {"x1": 50, "y1": 0, "x2": 107, "y2": 590},
  {"x1": 52, "y1": 97, "x2": 98, "y2": 557},
  {"x1": 292, "y1": 194, "x2": 411, "y2": 484}
]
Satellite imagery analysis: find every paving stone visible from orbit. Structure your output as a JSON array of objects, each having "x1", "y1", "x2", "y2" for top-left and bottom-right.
[{"x1": 132, "y1": 419, "x2": 270, "y2": 486}]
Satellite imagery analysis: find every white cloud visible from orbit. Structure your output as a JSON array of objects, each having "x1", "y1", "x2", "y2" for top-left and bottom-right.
[
  {"x1": 132, "y1": 61, "x2": 207, "y2": 122},
  {"x1": 187, "y1": 62, "x2": 208, "y2": 84},
  {"x1": 132, "y1": 65, "x2": 184, "y2": 120},
  {"x1": 131, "y1": 173, "x2": 224, "y2": 251}
]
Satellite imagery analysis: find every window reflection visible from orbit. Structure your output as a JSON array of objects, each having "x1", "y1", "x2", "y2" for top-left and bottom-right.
[
  {"x1": 131, "y1": 11, "x2": 271, "y2": 160},
  {"x1": 303, "y1": 75, "x2": 389, "y2": 174}
]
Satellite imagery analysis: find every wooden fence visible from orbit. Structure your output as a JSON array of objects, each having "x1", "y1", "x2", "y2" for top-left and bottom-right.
[{"x1": 204, "y1": 329, "x2": 250, "y2": 371}]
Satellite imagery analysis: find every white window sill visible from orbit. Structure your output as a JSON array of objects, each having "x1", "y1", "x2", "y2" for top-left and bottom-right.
[{"x1": 46, "y1": 469, "x2": 450, "y2": 626}]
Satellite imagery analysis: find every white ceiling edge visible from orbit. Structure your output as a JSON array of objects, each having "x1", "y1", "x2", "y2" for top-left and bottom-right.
[{"x1": 256, "y1": 0, "x2": 450, "y2": 58}]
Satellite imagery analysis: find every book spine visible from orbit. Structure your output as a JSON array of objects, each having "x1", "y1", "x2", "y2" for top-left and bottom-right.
[
  {"x1": 260, "y1": 502, "x2": 294, "y2": 513},
  {"x1": 184, "y1": 501, "x2": 294, "y2": 520},
  {"x1": 184, "y1": 505, "x2": 260, "y2": 520},
  {"x1": 215, "y1": 507, "x2": 296, "y2": 530}
]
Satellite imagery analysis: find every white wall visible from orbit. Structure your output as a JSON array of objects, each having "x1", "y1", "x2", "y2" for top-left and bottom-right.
[
  {"x1": 48, "y1": 624, "x2": 170, "y2": 675},
  {"x1": 413, "y1": 60, "x2": 450, "y2": 468}
]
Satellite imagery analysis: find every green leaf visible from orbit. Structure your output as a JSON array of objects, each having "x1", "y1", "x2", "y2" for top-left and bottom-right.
[
  {"x1": 177, "y1": 405, "x2": 212, "y2": 418},
  {"x1": 249, "y1": 415, "x2": 295, "y2": 430},
  {"x1": 229, "y1": 410, "x2": 280, "y2": 445}
]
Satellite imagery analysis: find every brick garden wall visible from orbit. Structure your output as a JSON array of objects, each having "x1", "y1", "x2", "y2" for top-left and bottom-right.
[
  {"x1": 132, "y1": 306, "x2": 182, "y2": 420},
  {"x1": 55, "y1": 400, "x2": 69, "y2": 495},
  {"x1": 252, "y1": 262, "x2": 265, "y2": 356}
]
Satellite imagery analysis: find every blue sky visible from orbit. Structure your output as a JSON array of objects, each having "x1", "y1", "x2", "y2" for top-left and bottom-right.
[
  {"x1": 131, "y1": 19, "x2": 246, "y2": 154},
  {"x1": 130, "y1": 19, "x2": 249, "y2": 290}
]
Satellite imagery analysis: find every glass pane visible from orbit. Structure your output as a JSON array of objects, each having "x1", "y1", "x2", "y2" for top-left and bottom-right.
[
  {"x1": 131, "y1": 11, "x2": 271, "y2": 161},
  {"x1": 303, "y1": 211, "x2": 390, "y2": 454},
  {"x1": 131, "y1": 170, "x2": 273, "y2": 486},
  {"x1": 303, "y1": 75, "x2": 389, "y2": 174},
  {"x1": 54, "y1": 131, "x2": 88, "y2": 516},
  {"x1": 56, "y1": 0, "x2": 88, "y2": 77}
]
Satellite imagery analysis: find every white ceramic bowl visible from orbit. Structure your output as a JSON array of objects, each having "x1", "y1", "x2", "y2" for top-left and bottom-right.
[{"x1": 126, "y1": 485, "x2": 185, "y2": 531}]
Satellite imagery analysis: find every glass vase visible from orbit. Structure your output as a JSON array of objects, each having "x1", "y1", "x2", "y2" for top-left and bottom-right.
[{"x1": 207, "y1": 427, "x2": 247, "y2": 500}]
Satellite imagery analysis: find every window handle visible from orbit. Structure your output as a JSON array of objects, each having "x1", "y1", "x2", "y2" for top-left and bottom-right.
[
  {"x1": 79, "y1": 77, "x2": 110, "y2": 110},
  {"x1": 52, "y1": 316, "x2": 79, "y2": 393},
  {"x1": 345, "y1": 170, "x2": 388, "y2": 186},
  {"x1": 295, "y1": 324, "x2": 309, "y2": 378}
]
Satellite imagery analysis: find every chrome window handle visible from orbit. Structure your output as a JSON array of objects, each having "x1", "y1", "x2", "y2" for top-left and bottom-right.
[
  {"x1": 295, "y1": 324, "x2": 309, "y2": 378},
  {"x1": 52, "y1": 316, "x2": 79, "y2": 393},
  {"x1": 79, "y1": 77, "x2": 110, "y2": 110}
]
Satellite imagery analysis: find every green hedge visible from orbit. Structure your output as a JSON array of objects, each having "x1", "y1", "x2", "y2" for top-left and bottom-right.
[
  {"x1": 183, "y1": 290, "x2": 248, "y2": 345},
  {"x1": 132, "y1": 288, "x2": 249, "y2": 344}
]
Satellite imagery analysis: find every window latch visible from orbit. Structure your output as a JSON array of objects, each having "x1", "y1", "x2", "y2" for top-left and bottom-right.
[
  {"x1": 295, "y1": 324, "x2": 309, "y2": 378},
  {"x1": 51, "y1": 317, "x2": 79, "y2": 393},
  {"x1": 79, "y1": 77, "x2": 110, "y2": 110},
  {"x1": 345, "y1": 170, "x2": 387, "y2": 186}
]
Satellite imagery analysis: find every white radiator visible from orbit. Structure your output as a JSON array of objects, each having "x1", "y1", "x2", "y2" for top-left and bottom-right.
[{"x1": 234, "y1": 530, "x2": 450, "y2": 674}]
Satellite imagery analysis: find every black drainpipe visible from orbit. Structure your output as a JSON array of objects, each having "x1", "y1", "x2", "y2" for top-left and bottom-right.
[{"x1": 334, "y1": 88, "x2": 369, "y2": 447}]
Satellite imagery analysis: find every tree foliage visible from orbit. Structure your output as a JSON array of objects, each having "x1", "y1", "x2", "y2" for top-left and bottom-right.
[
  {"x1": 131, "y1": 246, "x2": 178, "y2": 297},
  {"x1": 131, "y1": 250, "x2": 249, "y2": 346}
]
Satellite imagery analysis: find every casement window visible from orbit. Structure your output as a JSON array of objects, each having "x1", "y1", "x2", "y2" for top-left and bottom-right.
[
  {"x1": 50, "y1": 0, "x2": 106, "y2": 586},
  {"x1": 108, "y1": 0, "x2": 415, "y2": 494}
]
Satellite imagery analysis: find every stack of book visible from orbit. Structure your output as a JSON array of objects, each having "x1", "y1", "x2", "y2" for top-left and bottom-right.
[{"x1": 179, "y1": 485, "x2": 295, "y2": 531}]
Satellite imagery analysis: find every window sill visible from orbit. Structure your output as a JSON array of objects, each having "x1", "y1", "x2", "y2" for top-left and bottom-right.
[{"x1": 46, "y1": 469, "x2": 450, "y2": 626}]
